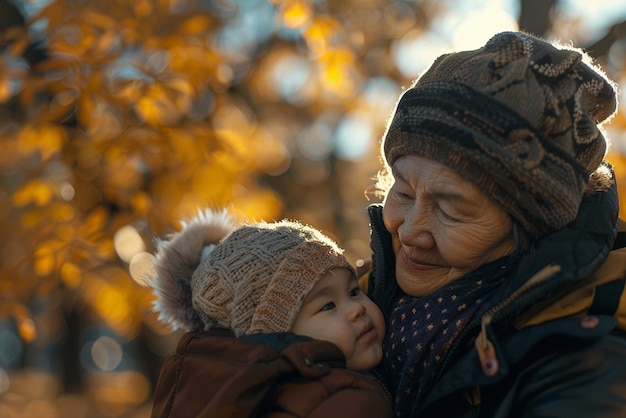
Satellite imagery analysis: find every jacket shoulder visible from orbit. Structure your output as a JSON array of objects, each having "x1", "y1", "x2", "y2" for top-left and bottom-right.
[
  {"x1": 487, "y1": 335, "x2": 626, "y2": 417},
  {"x1": 514, "y1": 246, "x2": 626, "y2": 333}
]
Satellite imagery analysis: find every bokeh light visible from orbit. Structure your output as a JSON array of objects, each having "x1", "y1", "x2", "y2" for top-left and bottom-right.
[
  {"x1": 113, "y1": 225, "x2": 145, "y2": 264},
  {"x1": 128, "y1": 252, "x2": 156, "y2": 287},
  {"x1": 334, "y1": 110, "x2": 374, "y2": 161},
  {"x1": 91, "y1": 336, "x2": 123, "y2": 372}
]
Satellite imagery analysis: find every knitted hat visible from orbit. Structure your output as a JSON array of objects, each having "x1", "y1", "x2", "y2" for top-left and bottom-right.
[
  {"x1": 383, "y1": 31, "x2": 618, "y2": 238},
  {"x1": 150, "y1": 208, "x2": 353, "y2": 336}
]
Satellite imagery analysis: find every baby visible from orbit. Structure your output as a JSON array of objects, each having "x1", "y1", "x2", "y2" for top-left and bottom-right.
[{"x1": 147, "y1": 208, "x2": 390, "y2": 418}]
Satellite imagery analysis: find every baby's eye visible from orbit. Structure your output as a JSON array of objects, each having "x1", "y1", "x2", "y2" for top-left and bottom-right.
[
  {"x1": 319, "y1": 302, "x2": 336, "y2": 312},
  {"x1": 350, "y1": 286, "x2": 361, "y2": 297}
]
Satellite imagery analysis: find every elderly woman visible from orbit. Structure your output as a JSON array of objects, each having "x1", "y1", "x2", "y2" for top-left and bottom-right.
[{"x1": 363, "y1": 31, "x2": 626, "y2": 417}]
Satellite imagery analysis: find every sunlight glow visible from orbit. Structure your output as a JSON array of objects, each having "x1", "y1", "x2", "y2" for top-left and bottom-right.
[
  {"x1": 449, "y1": 3, "x2": 518, "y2": 51},
  {"x1": 334, "y1": 111, "x2": 374, "y2": 161},
  {"x1": 558, "y1": 0, "x2": 626, "y2": 41},
  {"x1": 113, "y1": 225, "x2": 145, "y2": 263}
]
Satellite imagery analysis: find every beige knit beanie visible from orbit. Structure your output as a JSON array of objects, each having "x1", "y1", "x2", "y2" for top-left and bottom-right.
[
  {"x1": 150, "y1": 208, "x2": 353, "y2": 336},
  {"x1": 383, "y1": 31, "x2": 618, "y2": 238}
]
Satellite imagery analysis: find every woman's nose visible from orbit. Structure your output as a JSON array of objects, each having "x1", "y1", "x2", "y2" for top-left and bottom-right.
[{"x1": 399, "y1": 205, "x2": 435, "y2": 249}]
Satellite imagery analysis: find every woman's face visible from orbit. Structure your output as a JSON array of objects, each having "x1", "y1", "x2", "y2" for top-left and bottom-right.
[{"x1": 383, "y1": 155, "x2": 517, "y2": 296}]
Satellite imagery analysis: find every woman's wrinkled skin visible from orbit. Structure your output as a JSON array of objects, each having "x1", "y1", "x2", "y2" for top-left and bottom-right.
[{"x1": 383, "y1": 155, "x2": 517, "y2": 296}]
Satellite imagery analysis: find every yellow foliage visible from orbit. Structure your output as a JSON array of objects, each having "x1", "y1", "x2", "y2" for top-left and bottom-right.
[
  {"x1": 16, "y1": 315, "x2": 37, "y2": 343},
  {"x1": 151, "y1": 176, "x2": 187, "y2": 209},
  {"x1": 252, "y1": 129, "x2": 290, "y2": 174},
  {"x1": 304, "y1": 16, "x2": 340, "y2": 55},
  {"x1": 80, "y1": 207, "x2": 109, "y2": 238},
  {"x1": 102, "y1": 160, "x2": 142, "y2": 195},
  {"x1": 94, "y1": 283, "x2": 136, "y2": 337},
  {"x1": 112, "y1": 79, "x2": 143, "y2": 104},
  {"x1": 34, "y1": 244, "x2": 57, "y2": 276},
  {"x1": 61, "y1": 262, "x2": 82, "y2": 289},
  {"x1": 319, "y1": 47, "x2": 357, "y2": 99},
  {"x1": 131, "y1": 0, "x2": 154, "y2": 18},
  {"x1": 56, "y1": 225, "x2": 76, "y2": 243},
  {"x1": 51, "y1": 202, "x2": 75, "y2": 222},
  {"x1": 83, "y1": 269, "x2": 144, "y2": 339},
  {"x1": 20, "y1": 207, "x2": 48, "y2": 228},
  {"x1": 214, "y1": 129, "x2": 256, "y2": 171},
  {"x1": 4, "y1": 26, "x2": 30, "y2": 57},
  {"x1": 164, "y1": 128, "x2": 205, "y2": 169},
  {"x1": 17, "y1": 125, "x2": 66, "y2": 161},
  {"x1": 166, "y1": 77, "x2": 194, "y2": 107},
  {"x1": 180, "y1": 15, "x2": 213, "y2": 35},
  {"x1": 280, "y1": 0, "x2": 312, "y2": 29},
  {"x1": 233, "y1": 188, "x2": 283, "y2": 222},
  {"x1": 95, "y1": 240, "x2": 116, "y2": 260},
  {"x1": 13, "y1": 180, "x2": 55, "y2": 207},
  {"x1": 80, "y1": 96, "x2": 124, "y2": 139},
  {"x1": 130, "y1": 191, "x2": 153, "y2": 215},
  {"x1": 0, "y1": 78, "x2": 14, "y2": 102},
  {"x1": 135, "y1": 84, "x2": 182, "y2": 125},
  {"x1": 76, "y1": 93, "x2": 97, "y2": 128}
]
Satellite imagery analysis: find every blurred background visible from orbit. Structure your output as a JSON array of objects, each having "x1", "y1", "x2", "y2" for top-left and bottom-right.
[{"x1": 1, "y1": 0, "x2": 625, "y2": 416}]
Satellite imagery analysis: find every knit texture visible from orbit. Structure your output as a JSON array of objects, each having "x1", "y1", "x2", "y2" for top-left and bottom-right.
[
  {"x1": 150, "y1": 209, "x2": 353, "y2": 336},
  {"x1": 383, "y1": 31, "x2": 617, "y2": 238},
  {"x1": 191, "y1": 218, "x2": 353, "y2": 336}
]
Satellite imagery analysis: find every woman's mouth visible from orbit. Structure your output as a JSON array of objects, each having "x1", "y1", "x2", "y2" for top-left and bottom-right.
[{"x1": 400, "y1": 248, "x2": 439, "y2": 271}]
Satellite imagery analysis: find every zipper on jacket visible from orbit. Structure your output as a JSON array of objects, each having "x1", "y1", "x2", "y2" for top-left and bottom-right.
[{"x1": 474, "y1": 264, "x2": 562, "y2": 376}]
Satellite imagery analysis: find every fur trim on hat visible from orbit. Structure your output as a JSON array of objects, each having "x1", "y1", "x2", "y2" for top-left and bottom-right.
[{"x1": 151, "y1": 209, "x2": 239, "y2": 331}]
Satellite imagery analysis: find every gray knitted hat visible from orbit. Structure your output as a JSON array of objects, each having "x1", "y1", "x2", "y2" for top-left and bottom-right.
[
  {"x1": 383, "y1": 31, "x2": 618, "y2": 238},
  {"x1": 150, "y1": 208, "x2": 353, "y2": 336}
]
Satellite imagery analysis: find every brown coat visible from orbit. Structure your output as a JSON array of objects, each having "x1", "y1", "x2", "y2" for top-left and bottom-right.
[{"x1": 151, "y1": 329, "x2": 391, "y2": 418}]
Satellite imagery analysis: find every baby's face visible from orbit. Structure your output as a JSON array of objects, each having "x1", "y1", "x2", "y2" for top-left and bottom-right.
[{"x1": 291, "y1": 268, "x2": 385, "y2": 371}]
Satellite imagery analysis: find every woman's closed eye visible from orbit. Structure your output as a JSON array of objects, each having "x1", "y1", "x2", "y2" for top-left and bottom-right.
[
  {"x1": 393, "y1": 188, "x2": 414, "y2": 201},
  {"x1": 437, "y1": 205, "x2": 460, "y2": 222}
]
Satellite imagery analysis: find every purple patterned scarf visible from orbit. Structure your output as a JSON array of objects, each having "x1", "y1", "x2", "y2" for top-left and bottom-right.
[{"x1": 381, "y1": 258, "x2": 513, "y2": 417}]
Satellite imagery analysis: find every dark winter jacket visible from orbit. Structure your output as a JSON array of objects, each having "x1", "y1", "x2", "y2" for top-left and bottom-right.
[
  {"x1": 151, "y1": 329, "x2": 392, "y2": 418},
  {"x1": 363, "y1": 180, "x2": 626, "y2": 417}
]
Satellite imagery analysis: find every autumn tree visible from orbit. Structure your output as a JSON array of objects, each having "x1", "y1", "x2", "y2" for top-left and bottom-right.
[{"x1": 1, "y1": 0, "x2": 625, "y2": 417}]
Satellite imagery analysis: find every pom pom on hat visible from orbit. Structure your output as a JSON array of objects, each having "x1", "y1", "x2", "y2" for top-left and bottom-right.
[{"x1": 150, "y1": 209, "x2": 238, "y2": 331}]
